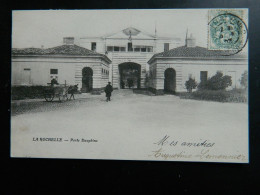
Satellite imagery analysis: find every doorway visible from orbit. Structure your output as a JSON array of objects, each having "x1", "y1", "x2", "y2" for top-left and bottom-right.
[
  {"x1": 118, "y1": 62, "x2": 141, "y2": 89},
  {"x1": 164, "y1": 68, "x2": 176, "y2": 93},
  {"x1": 82, "y1": 67, "x2": 93, "y2": 92}
]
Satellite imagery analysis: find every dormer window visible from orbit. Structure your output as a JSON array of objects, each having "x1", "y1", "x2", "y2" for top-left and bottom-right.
[
  {"x1": 91, "y1": 42, "x2": 96, "y2": 51},
  {"x1": 164, "y1": 43, "x2": 169, "y2": 52}
]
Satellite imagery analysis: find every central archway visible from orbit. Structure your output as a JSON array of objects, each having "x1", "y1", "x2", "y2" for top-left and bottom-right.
[
  {"x1": 164, "y1": 68, "x2": 176, "y2": 93},
  {"x1": 118, "y1": 62, "x2": 141, "y2": 89},
  {"x1": 82, "y1": 67, "x2": 93, "y2": 92}
]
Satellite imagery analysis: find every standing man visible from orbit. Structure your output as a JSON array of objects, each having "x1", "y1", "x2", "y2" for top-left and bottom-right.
[{"x1": 105, "y1": 82, "x2": 113, "y2": 102}]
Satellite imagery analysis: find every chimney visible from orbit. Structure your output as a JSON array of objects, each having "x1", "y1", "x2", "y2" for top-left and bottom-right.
[
  {"x1": 63, "y1": 37, "x2": 74, "y2": 45},
  {"x1": 186, "y1": 33, "x2": 196, "y2": 47}
]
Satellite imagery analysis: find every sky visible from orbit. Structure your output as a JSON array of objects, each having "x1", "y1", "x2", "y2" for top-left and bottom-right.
[{"x1": 12, "y1": 9, "x2": 209, "y2": 48}]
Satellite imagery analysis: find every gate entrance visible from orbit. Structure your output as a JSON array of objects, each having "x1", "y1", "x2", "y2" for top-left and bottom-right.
[{"x1": 118, "y1": 62, "x2": 141, "y2": 89}]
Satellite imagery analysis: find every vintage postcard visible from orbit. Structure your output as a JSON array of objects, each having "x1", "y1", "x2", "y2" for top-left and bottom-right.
[{"x1": 11, "y1": 9, "x2": 249, "y2": 163}]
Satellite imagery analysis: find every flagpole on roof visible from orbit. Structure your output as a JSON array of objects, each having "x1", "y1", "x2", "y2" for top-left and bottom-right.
[
  {"x1": 155, "y1": 21, "x2": 157, "y2": 38},
  {"x1": 185, "y1": 28, "x2": 188, "y2": 47}
]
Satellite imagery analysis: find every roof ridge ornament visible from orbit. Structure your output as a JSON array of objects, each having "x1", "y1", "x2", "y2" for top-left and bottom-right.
[{"x1": 128, "y1": 30, "x2": 132, "y2": 42}]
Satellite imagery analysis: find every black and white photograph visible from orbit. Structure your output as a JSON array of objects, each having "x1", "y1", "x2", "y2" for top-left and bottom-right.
[{"x1": 11, "y1": 9, "x2": 249, "y2": 163}]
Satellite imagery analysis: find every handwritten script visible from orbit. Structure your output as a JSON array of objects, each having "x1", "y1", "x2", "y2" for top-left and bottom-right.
[{"x1": 150, "y1": 135, "x2": 246, "y2": 161}]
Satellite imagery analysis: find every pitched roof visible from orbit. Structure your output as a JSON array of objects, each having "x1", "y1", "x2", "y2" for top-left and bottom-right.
[
  {"x1": 105, "y1": 28, "x2": 156, "y2": 40},
  {"x1": 12, "y1": 44, "x2": 111, "y2": 62},
  {"x1": 148, "y1": 46, "x2": 247, "y2": 63}
]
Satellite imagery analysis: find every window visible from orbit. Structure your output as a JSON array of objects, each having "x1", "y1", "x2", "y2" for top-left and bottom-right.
[
  {"x1": 131, "y1": 46, "x2": 153, "y2": 52},
  {"x1": 141, "y1": 48, "x2": 146, "y2": 52},
  {"x1": 134, "y1": 47, "x2": 140, "y2": 52},
  {"x1": 107, "y1": 46, "x2": 113, "y2": 52},
  {"x1": 164, "y1": 43, "x2": 169, "y2": 52},
  {"x1": 200, "y1": 71, "x2": 208, "y2": 82},
  {"x1": 147, "y1": 47, "x2": 153, "y2": 52},
  {"x1": 50, "y1": 69, "x2": 58, "y2": 74},
  {"x1": 128, "y1": 42, "x2": 133, "y2": 52},
  {"x1": 106, "y1": 46, "x2": 126, "y2": 52},
  {"x1": 114, "y1": 46, "x2": 120, "y2": 52},
  {"x1": 91, "y1": 42, "x2": 96, "y2": 51}
]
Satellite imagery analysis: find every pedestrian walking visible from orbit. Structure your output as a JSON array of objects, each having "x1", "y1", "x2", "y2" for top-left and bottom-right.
[{"x1": 105, "y1": 82, "x2": 113, "y2": 102}]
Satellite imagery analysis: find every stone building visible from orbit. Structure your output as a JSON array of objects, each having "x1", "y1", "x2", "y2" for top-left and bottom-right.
[
  {"x1": 75, "y1": 27, "x2": 182, "y2": 89},
  {"x1": 12, "y1": 38, "x2": 111, "y2": 93},
  {"x1": 147, "y1": 34, "x2": 248, "y2": 94},
  {"x1": 12, "y1": 27, "x2": 247, "y2": 95}
]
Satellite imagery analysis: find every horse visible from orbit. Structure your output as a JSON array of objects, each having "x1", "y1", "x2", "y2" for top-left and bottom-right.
[{"x1": 67, "y1": 84, "x2": 79, "y2": 100}]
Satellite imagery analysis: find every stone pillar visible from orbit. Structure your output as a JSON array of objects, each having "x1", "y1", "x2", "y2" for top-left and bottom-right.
[
  {"x1": 112, "y1": 63, "x2": 119, "y2": 89},
  {"x1": 92, "y1": 66, "x2": 102, "y2": 95}
]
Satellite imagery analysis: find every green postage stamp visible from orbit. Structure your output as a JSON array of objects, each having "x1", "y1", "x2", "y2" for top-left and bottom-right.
[{"x1": 208, "y1": 9, "x2": 248, "y2": 51}]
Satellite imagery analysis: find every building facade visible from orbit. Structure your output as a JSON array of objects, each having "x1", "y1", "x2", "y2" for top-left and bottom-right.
[
  {"x1": 12, "y1": 27, "x2": 247, "y2": 95},
  {"x1": 12, "y1": 40, "x2": 111, "y2": 93},
  {"x1": 147, "y1": 34, "x2": 248, "y2": 94},
  {"x1": 75, "y1": 27, "x2": 182, "y2": 89}
]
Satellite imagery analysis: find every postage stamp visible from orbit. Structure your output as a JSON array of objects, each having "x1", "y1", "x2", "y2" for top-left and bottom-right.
[{"x1": 208, "y1": 9, "x2": 248, "y2": 51}]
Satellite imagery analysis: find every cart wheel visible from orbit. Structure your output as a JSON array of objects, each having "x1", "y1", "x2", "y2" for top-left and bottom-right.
[{"x1": 44, "y1": 93, "x2": 54, "y2": 102}]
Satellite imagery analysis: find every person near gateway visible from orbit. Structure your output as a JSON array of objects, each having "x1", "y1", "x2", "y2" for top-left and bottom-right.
[
  {"x1": 105, "y1": 82, "x2": 113, "y2": 102},
  {"x1": 50, "y1": 78, "x2": 58, "y2": 86},
  {"x1": 120, "y1": 80, "x2": 125, "y2": 89}
]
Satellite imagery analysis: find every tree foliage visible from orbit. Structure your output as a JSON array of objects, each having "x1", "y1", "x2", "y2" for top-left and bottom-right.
[
  {"x1": 185, "y1": 77, "x2": 198, "y2": 93},
  {"x1": 240, "y1": 71, "x2": 248, "y2": 89},
  {"x1": 198, "y1": 71, "x2": 232, "y2": 90}
]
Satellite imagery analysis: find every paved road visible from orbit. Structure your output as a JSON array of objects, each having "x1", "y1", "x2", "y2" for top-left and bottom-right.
[{"x1": 11, "y1": 89, "x2": 148, "y2": 116}]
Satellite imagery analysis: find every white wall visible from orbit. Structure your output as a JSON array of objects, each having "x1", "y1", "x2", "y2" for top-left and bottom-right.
[
  {"x1": 155, "y1": 39, "x2": 182, "y2": 53},
  {"x1": 149, "y1": 58, "x2": 248, "y2": 92},
  {"x1": 79, "y1": 38, "x2": 105, "y2": 53},
  {"x1": 12, "y1": 59, "x2": 75, "y2": 86},
  {"x1": 12, "y1": 56, "x2": 110, "y2": 90}
]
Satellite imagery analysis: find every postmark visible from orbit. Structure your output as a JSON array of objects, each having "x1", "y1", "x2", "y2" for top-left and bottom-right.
[{"x1": 208, "y1": 9, "x2": 248, "y2": 52}]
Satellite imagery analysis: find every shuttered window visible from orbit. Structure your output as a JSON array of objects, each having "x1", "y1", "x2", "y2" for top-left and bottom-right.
[
  {"x1": 200, "y1": 71, "x2": 208, "y2": 82},
  {"x1": 50, "y1": 69, "x2": 58, "y2": 74}
]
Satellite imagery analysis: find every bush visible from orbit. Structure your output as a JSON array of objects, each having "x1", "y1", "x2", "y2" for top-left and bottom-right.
[
  {"x1": 11, "y1": 86, "x2": 47, "y2": 100},
  {"x1": 178, "y1": 89, "x2": 247, "y2": 103},
  {"x1": 198, "y1": 71, "x2": 232, "y2": 90},
  {"x1": 226, "y1": 88, "x2": 248, "y2": 102},
  {"x1": 185, "y1": 77, "x2": 197, "y2": 93},
  {"x1": 240, "y1": 71, "x2": 248, "y2": 89}
]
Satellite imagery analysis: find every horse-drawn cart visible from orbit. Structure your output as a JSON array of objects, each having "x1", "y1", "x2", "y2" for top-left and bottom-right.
[
  {"x1": 43, "y1": 84, "x2": 78, "y2": 102},
  {"x1": 43, "y1": 84, "x2": 69, "y2": 102}
]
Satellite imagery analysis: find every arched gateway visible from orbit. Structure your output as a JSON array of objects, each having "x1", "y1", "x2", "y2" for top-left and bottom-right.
[
  {"x1": 164, "y1": 68, "x2": 176, "y2": 93},
  {"x1": 118, "y1": 62, "x2": 141, "y2": 89}
]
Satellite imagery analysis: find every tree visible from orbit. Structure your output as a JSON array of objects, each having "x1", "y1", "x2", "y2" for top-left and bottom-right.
[
  {"x1": 198, "y1": 71, "x2": 232, "y2": 90},
  {"x1": 185, "y1": 77, "x2": 198, "y2": 93},
  {"x1": 240, "y1": 71, "x2": 248, "y2": 89}
]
